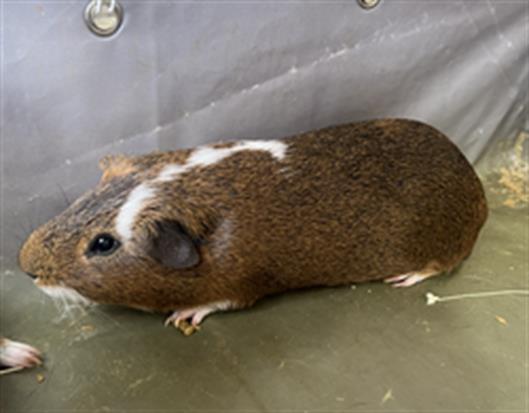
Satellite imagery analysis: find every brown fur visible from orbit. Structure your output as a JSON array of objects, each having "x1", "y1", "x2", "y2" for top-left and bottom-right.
[
  {"x1": 18, "y1": 119, "x2": 488, "y2": 313},
  {"x1": 99, "y1": 155, "x2": 138, "y2": 182}
]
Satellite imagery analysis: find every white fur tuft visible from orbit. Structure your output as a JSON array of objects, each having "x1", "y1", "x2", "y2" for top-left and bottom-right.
[
  {"x1": 40, "y1": 285, "x2": 92, "y2": 306},
  {"x1": 39, "y1": 284, "x2": 93, "y2": 319},
  {"x1": 115, "y1": 183, "x2": 156, "y2": 242},
  {"x1": 159, "y1": 140, "x2": 288, "y2": 182},
  {"x1": 114, "y1": 139, "x2": 288, "y2": 242},
  {"x1": 187, "y1": 146, "x2": 235, "y2": 167},
  {"x1": 157, "y1": 164, "x2": 190, "y2": 182},
  {"x1": 235, "y1": 140, "x2": 288, "y2": 160}
]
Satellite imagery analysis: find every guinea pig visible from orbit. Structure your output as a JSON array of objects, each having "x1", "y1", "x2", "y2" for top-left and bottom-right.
[
  {"x1": 18, "y1": 119, "x2": 487, "y2": 328},
  {"x1": 0, "y1": 337, "x2": 41, "y2": 369}
]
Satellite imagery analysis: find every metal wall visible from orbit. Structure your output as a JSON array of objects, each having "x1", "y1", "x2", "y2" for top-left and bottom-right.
[{"x1": 2, "y1": 0, "x2": 528, "y2": 265}]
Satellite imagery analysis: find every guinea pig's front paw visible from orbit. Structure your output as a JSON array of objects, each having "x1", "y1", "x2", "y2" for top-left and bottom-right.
[
  {"x1": 164, "y1": 300, "x2": 234, "y2": 332},
  {"x1": 165, "y1": 308, "x2": 207, "y2": 328},
  {"x1": 0, "y1": 338, "x2": 42, "y2": 369}
]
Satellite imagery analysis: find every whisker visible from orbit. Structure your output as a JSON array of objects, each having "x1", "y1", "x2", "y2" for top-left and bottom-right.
[
  {"x1": 56, "y1": 184, "x2": 71, "y2": 208},
  {"x1": 87, "y1": 306, "x2": 124, "y2": 329},
  {"x1": 39, "y1": 285, "x2": 94, "y2": 322}
]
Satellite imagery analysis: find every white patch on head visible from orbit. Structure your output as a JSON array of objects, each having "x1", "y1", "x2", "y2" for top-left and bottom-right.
[
  {"x1": 234, "y1": 140, "x2": 287, "y2": 160},
  {"x1": 115, "y1": 183, "x2": 156, "y2": 242},
  {"x1": 157, "y1": 164, "x2": 190, "y2": 182},
  {"x1": 159, "y1": 139, "x2": 288, "y2": 182},
  {"x1": 188, "y1": 146, "x2": 235, "y2": 168},
  {"x1": 114, "y1": 139, "x2": 288, "y2": 243}
]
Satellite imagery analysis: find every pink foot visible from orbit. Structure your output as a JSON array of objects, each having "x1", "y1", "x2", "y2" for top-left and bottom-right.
[
  {"x1": 385, "y1": 273, "x2": 427, "y2": 288},
  {"x1": 164, "y1": 301, "x2": 233, "y2": 327},
  {"x1": 0, "y1": 338, "x2": 42, "y2": 368}
]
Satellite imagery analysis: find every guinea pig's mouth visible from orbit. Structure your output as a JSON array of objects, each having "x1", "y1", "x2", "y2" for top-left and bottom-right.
[{"x1": 36, "y1": 281, "x2": 93, "y2": 308}]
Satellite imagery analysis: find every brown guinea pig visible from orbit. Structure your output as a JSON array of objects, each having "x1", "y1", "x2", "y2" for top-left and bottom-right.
[{"x1": 18, "y1": 119, "x2": 487, "y2": 328}]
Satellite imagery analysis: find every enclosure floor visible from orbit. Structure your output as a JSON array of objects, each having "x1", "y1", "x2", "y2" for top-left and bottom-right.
[{"x1": 1, "y1": 185, "x2": 527, "y2": 412}]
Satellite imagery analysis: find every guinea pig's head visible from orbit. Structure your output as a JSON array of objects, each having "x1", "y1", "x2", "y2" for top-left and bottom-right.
[{"x1": 18, "y1": 153, "x2": 209, "y2": 312}]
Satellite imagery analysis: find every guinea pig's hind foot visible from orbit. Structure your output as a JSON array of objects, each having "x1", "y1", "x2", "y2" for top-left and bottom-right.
[
  {"x1": 164, "y1": 300, "x2": 234, "y2": 328},
  {"x1": 384, "y1": 270, "x2": 439, "y2": 288},
  {"x1": 0, "y1": 338, "x2": 42, "y2": 369}
]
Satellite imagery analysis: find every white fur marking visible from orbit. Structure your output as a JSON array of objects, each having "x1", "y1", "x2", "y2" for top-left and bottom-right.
[
  {"x1": 187, "y1": 146, "x2": 235, "y2": 167},
  {"x1": 115, "y1": 140, "x2": 288, "y2": 242},
  {"x1": 116, "y1": 183, "x2": 156, "y2": 241},
  {"x1": 157, "y1": 164, "x2": 189, "y2": 182},
  {"x1": 39, "y1": 284, "x2": 93, "y2": 320},
  {"x1": 156, "y1": 146, "x2": 233, "y2": 183},
  {"x1": 159, "y1": 140, "x2": 288, "y2": 182},
  {"x1": 40, "y1": 285, "x2": 92, "y2": 306},
  {"x1": 235, "y1": 140, "x2": 287, "y2": 160}
]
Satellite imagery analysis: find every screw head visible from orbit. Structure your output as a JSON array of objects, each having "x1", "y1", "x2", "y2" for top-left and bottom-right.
[
  {"x1": 84, "y1": 0, "x2": 124, "y2": 37},
  {"x1": 357, "y1": 0, "x2": 381, "y2": 10}
]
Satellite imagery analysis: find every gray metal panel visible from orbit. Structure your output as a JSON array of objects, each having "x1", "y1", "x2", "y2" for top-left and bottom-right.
[{"x1": 1, "y1": 0, "x2": 527, "y2": 264}]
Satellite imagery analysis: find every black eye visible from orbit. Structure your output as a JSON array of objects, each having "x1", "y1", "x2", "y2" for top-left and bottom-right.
[{"x1": 87, "y1": 234, "x2": 121, "y2": 257}]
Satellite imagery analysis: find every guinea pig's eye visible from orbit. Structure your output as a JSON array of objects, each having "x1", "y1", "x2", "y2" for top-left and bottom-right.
[{"x1": 87, "y1": 234, "x2": 121, "y2": 257}]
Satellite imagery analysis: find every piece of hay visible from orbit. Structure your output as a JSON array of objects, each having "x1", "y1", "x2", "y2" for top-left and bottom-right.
[
  {"x1": 426, "y1": 289, "x2": 529, "y2": 305},
  {"x1": 175, "y1": 319, "x2": 200, "y2": 336},
  {"x1": 495, "y1": 315, "x2": 508, "y2": 326},
  {"x1": 0, "y1": 366, "x2": 24, "y2": 376},
  {"x1": 492, "y1": 132, "x2": 528, "y2": 208}
]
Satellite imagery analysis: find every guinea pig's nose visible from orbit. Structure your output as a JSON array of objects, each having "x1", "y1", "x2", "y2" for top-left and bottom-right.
[{"x1": 26, "y1": 272, "x2": 38, "y2": 280}]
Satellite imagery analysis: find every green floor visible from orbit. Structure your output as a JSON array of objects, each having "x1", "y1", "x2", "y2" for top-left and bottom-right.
[{"x1": 1, "y1": 147, "x2": 528, "y2": 412}]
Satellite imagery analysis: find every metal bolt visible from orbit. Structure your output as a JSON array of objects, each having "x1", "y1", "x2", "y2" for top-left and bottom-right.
[
  {"x1": 357, "y1": 0, "x2": 381, "y2": 10},
  {"x1": 84, "y1": 0, "x2": 123, "y2": 37}
]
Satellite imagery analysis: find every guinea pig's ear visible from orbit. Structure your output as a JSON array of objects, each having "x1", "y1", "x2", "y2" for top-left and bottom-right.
[
  {"x1": 148, "y1": 221, "x2": 200, "y2": 270},
  {"x1": 99, "y1": 154, "x2": 137, "y2": 182}
]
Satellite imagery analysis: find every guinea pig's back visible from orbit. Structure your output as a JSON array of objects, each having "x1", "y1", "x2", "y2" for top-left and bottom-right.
[{"x1": 248, "y1": 119, "x2": 487, "y2": 288}]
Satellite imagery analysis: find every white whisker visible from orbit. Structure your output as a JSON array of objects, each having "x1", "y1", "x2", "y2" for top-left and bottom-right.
[{"x1": 39, "y1": 284, "x2": 93, "y2": 320}]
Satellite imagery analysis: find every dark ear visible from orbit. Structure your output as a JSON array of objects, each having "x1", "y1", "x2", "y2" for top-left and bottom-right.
[{"x1": 149, "y1": 221, "x2": 200, "y2": 270}]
